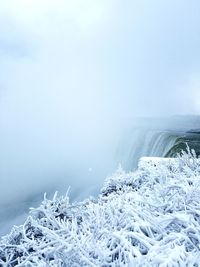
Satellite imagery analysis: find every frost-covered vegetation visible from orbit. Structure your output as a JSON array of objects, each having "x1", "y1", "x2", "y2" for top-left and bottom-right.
[{"x1": 1, "y1": 149, "x2": 200, "y2": 266}]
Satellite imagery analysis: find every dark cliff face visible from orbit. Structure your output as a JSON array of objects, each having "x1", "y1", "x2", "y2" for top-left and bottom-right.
[{"x1": 165, "y1": 131, "x2": 200, "y2": 157}]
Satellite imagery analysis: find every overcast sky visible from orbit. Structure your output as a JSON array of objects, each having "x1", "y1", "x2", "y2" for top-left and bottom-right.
[
  {"x1": 1, "y1": 0, "x2": 200, "y2": 117},
  {"x1": 0, "y1": 0, "x2": 200, "y2": 204}
]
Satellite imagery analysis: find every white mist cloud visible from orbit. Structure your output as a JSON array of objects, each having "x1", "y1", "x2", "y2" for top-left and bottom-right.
[
  {"x1": 0, "y1": 0, "x2": 200, "y2": 206},
  {"x1": 183, "y1": 75, "x2": 200, "y2": 114},
  {"x1": 0, "y1": 0, "x2": 120, "y2": 205}
]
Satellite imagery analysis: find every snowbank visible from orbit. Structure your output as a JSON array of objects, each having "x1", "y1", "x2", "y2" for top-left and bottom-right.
[
  {"x1": 138, "y1": 156, "x2": 178, "y2": 168},
  {"x1": 1, "y1": 149, "x2": 200, "y2": 266}
]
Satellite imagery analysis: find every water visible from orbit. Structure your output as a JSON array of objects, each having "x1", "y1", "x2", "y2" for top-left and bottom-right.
[
  {"x1": 117, "y1": 116, "x2": 200, "y2": 170},
  {"x1": 117, "y1": 128, "x2": 177, "y2": 170}
]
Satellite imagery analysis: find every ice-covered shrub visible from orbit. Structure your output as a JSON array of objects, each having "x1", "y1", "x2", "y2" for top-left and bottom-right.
[{"x1": 1, "y1": 149, "x2": 200, "y2": 266}]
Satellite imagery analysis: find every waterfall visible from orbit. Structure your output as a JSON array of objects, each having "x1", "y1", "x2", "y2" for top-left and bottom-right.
[
  {"x1": 117, "y1": 128, "x2": 179, "y2": 170},
  {"x1": 117, "y1": 116, "x2": 200, "y2": 171}
]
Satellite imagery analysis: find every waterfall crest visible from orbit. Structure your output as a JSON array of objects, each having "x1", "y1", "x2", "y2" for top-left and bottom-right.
[
  {"x1": 117, "y1": 116, "x2": 200, "y2": 170},
  {"x1": 117, "y1": 128, "x2": 178, "y2": 170}
]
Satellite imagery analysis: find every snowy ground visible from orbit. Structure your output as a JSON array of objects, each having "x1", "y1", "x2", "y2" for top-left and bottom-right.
[{"x1": 1, "y1": 148, "x2": 200, "y2": 266}]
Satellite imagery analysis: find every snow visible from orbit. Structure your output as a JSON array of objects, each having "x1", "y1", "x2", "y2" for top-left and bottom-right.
[
  {"x1": 138, "y1": 156, "x2": 178, "y2": 168},
  {"x1": 1, "y1": 148, "x2": 200, "y2": 266}
]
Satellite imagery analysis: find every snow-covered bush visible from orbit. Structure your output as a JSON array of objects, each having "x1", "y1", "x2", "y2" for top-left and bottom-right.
[{"x1": 1, "y1": 149, "x2": 200, "y2": 266}]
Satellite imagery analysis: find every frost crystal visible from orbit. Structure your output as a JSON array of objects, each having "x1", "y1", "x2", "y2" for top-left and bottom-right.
[{"x1": 1, "y1": 150, "x2": 200, "y2": 266}]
